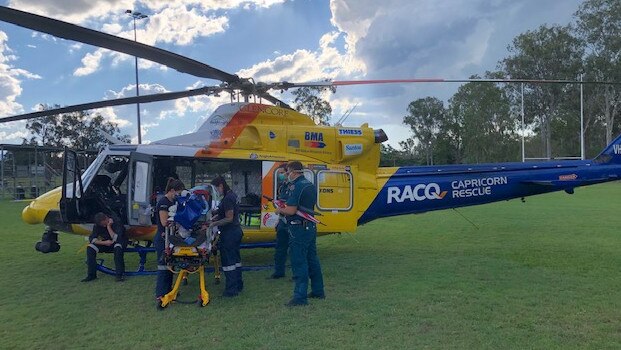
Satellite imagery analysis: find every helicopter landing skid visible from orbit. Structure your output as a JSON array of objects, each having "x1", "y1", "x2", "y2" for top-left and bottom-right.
[
  {"x1": 95, "y1": 245, "x2": 157, "y2": 276},
  {"x1": 94, "y1": 245, "x2": 274, "y2": 277}
]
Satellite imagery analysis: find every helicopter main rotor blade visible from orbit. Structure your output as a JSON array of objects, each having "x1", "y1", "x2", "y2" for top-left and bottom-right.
[
  {"x1": 0, "y1": 87, "x2": 217, "y2": 123},
  {"x1": 258, "y1": 92, "x2": 292, "y2": 110},
  {"x1": 279, "y1": 78, "x2": 621, "y2": 88},
  {"x1": 333, "y1": 78, "x2": 621, "y2": 85},
  {"x1": 0, "y1": 6, "x2": 240, "y2": 83}
]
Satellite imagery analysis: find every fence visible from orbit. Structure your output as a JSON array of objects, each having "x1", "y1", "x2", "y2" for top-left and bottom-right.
[{"x1": 0, "y1": 144, "x2": 98, "y2": 200}]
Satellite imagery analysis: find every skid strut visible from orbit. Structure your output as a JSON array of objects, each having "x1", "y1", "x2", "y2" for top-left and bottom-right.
[{"x1": 94, "y1": 244, "x2": 274, "y2": 277}]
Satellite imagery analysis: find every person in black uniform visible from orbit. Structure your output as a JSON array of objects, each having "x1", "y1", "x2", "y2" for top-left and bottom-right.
[
  {"x1": 210, "y1": 176, "x2": 244, "y2": 297},
  {"x1": 154, "y1": 178, "x2": 185, "y2": 304},
  {"x1": 269, "y1": 162, "x2": 290, "y2": 279},
  {"x1": 81, "y1": 212, "x2": 127, "y2": 282}
]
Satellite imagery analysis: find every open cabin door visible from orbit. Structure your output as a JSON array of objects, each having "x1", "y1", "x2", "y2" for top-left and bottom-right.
[
  {"x1": 60, "y1": 148, "x2": 84, "y2": 223},
  {"x1": 127, "y1": 152, "x2": 153, "y2": 226}
]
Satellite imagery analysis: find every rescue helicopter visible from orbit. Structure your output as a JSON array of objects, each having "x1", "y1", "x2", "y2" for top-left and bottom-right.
[{"x1": 2, "y1": 6, "x2": 621, "y2": 275}]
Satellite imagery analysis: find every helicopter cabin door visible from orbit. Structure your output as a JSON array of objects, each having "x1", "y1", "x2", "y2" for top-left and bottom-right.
[
  {"x1": 127, "y1": 152, "x2": 153, "y2": 226},
  {"x1": 60, "y1": 148, "x2": 85, "y2": 223},
  {"x1": 315, "y1": 166, "x2": 357, "y2": 232}
]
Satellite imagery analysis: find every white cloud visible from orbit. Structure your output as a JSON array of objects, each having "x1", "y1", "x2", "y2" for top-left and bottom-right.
[
  {"x1": 97, "y1": 106, "x2": 131, "y2": 128},
  {"x1": 101, "y1": 22, "x2": 123, "y2": 34},
  {"x1": 105, "y1": 82, "x2": 169, "y2": 100},
  {"x1": 237, "y1": 31, "x2": 365, "y2": 83},
  {"x1": 144, "y1": 0, "x2": 286, "y2": 12},
  {"x1": 8, "y1": 0, "x2": 135, "y2": 23},
  {"x1": 0, "y1": 31, "x2": 41, "y2": 117},
  {"x1": 68, "y1": 43, "x2": 83, "y2": 54},
  {"x1": 0, "y1": 129, "x2": 28, "y2": 143},
  {"x1": 73, "y1": 49, "x2": 104, "y2": 76},
  {"x1": 145, "y1": 4, "x2": 229, "y2": 46}
]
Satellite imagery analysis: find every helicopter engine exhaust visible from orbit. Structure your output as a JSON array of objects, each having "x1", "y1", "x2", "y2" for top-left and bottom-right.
[{"x1": 374, "y1": 129, "x2": 388, "y2": 143}]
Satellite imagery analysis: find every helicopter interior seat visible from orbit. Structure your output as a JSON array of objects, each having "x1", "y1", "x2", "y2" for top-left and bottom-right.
[
  {"x1": 239, "y1": 193, "x2": 261, "y2": 226},
  {"x1": 85, "y1": 175, "x2": 123, "y2": 221}
]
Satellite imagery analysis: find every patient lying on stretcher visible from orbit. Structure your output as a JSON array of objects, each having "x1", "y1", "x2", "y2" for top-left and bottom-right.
[{"x1": 165, "y1": 187, "x2": 219, "y2": 252}]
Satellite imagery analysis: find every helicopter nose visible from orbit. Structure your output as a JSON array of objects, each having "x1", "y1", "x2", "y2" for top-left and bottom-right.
[{"x1": 22, "y1": 201, "x2": 45, "y2": 224}]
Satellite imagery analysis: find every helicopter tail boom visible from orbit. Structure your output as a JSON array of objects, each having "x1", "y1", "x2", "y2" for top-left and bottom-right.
[{"x1": 358, "y1": 134, "x2": 621, "y2": 225}]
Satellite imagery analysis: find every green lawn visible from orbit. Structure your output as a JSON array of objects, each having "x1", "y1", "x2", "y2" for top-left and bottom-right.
[{"x1": 1, "y1": 183, "x2": 621, "y2": 349}]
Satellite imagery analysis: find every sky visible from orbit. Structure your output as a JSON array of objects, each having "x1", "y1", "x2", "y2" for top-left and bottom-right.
[{"x1": 0, "y1": 0, "x2": 585, "y2": 147}]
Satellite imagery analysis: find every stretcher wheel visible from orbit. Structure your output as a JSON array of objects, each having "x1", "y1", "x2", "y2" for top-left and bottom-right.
[{"x1": 157, "y1": 300, "x2": 167, "y2": 310}]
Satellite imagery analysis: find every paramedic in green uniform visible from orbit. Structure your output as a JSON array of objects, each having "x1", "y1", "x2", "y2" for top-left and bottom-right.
[{"x1": 275, "y1": 161, "x2": 325, "y2": 306}]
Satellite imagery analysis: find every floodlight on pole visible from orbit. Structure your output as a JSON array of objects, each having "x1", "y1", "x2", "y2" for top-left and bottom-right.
[{"x1": 126, "y1": 9, "x2": 148, "y2": 144}]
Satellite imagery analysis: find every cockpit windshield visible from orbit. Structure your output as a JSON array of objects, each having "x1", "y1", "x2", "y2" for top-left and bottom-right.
[{"x1": 80, "y1": 152, "x2": 105, "y2": 187}]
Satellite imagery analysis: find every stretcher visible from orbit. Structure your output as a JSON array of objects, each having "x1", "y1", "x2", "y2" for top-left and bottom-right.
[{"x1": 157, "y1": 189, "x2": 220, "y2": 309}]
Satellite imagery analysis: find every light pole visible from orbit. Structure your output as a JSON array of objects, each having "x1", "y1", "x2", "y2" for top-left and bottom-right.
[{"x1": 126, "y1": 9, "x2": 148, "y2": 144}]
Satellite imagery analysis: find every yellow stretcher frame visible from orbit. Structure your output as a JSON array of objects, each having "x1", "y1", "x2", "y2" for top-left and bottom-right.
[{"x1": 159, "y1": 246, "x2": 210, "y2": 308}]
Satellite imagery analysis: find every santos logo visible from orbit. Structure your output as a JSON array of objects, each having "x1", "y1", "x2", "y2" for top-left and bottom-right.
[
  {"x1": 386, "y1": 183, "x2": 447, "y2": 203},
  {"x1": 614, "y1": 144, "x2": 621, "y2": 155},
  {"x1": 344, "y1": 144, "x2": 363, "y2": 155}
]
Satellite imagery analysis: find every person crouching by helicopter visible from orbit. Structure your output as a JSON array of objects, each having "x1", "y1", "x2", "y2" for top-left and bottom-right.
[
  {"x1": 275, "y1": 161, "x2": 325, "y2": 306},
  {"x1": 269, "y1": 162, "x2": 290, "y2": 279},
  {"x1": 82, "y1": 212, "x2": 127, "y2": 282},
  {"x1": 210, "y1": 176, "x2": 244, "y2": 297},
  {"x1": 154, "y1": 178, "x2": 185, "y2": 304}
]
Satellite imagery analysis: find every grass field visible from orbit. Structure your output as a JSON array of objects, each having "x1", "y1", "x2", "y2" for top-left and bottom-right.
[{"x1": 1, "y1": 183, "x2": 621, "y2": 349}]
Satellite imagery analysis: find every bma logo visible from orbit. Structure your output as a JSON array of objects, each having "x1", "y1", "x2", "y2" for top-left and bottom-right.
[
  {"x1": 305, "y1": 132, "x2": 324, "y2": 141},
  {"x1": 614, "y1": 144, "x2": 621, "y2": 155},
  {"x1": 387, "y1": 183, "x2": 448, "y2": 204},
  {"x1": 304, "y1": 131, "x2": 326, "y2": 148}
]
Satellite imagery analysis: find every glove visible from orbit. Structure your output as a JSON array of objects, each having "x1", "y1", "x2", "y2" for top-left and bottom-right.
[{"x1": 183, "y1": 237, "x2": 196, "y2": 245}]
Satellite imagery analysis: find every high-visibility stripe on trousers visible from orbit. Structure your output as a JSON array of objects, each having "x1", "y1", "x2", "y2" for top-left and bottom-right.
[{"x1": 219, "y1": 226, "x2": 244, "y2": 295}]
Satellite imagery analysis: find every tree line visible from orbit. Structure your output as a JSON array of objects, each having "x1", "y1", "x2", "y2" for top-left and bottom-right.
[
  {"x1": 22, "y1": 104, "x2": 130, "y2": 151},
  {"x1": 382, "y1": 0, "x2": 620, "y2": 166}
]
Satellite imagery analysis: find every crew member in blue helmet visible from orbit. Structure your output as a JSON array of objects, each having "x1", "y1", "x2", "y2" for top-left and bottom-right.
[
  {"x1": 275, "y1": 161, "x2": 325, "y2": 306},
  {"x1": 155, "y1": 178, "x2": 185, "y2": 307},
  {"x1": 269, "y1": 162, "x2": 290, "y2": 279},
  {"x1": 210, "y1": 176, "x2": 244, "y2": 297}
]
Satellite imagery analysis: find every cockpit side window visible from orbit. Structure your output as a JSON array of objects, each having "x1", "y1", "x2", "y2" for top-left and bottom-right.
[{"x1": 94, "y1": 156, "x2": 129, "y2": 194}]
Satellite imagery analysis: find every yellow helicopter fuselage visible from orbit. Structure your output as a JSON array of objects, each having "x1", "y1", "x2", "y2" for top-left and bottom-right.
[{"x1": 21, "y1": 102, "x2": 389, "y2": 244}]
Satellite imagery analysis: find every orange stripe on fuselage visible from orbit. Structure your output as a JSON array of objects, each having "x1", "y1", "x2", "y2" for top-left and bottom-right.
[
  {"x1": 128, "y1": 225, "x2": 158, "y2": 240},
  {"x1": 200, "y1": 103, "x2": 264, "y2": 157},
  {"x1": 261, "y1": 162, "x2": 286, "y2": 209}
]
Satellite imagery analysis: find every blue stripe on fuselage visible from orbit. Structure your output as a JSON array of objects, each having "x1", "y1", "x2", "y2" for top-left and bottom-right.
[{"x1": 358, "y1": 159, "x2": 621, "y2": 225}]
